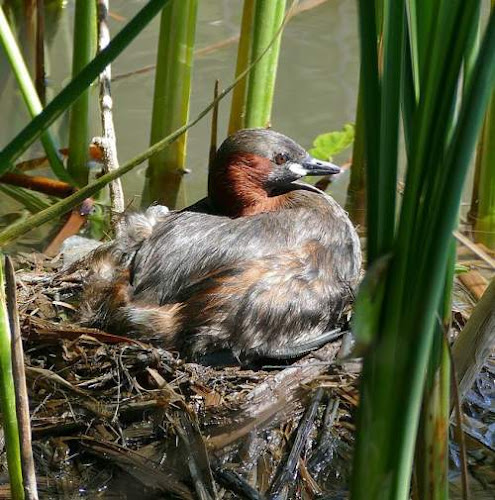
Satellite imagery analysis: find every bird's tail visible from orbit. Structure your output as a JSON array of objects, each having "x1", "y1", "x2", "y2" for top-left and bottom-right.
[
  {"x1": 57, "y1": 206, "x2": 181, "y2": 344},
  {"x1": 59, "y1": 205, "x2": 170, "y2": 277},
  {"x1": 79, "y1": 263, "x2": 182, "y2": 345}
]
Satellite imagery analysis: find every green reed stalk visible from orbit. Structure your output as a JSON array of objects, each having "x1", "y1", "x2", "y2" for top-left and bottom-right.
[
  {"x1": 0, "y1": 256, "x2": 24, "y2": 500},
  {"x1": 141, "y1": 0, "x2": 198, "y2": 208},
  {"x1": 345, "y1": 60, "x2": 366, "y2": 228},
  {"x1": 413, "y1": 242, "x2": 454, "y2": 500},
  {"x1": 473, "y1": 90, "x2": 495, "y2": 249},
  {"x1": 67, "y1": 0, "x2": 96, "y2": 186},
  {"x1": 0, "y1": 6, "x2": 69, "y2": 183},
  {"x1": 228, "y1": 0, "x2": 255, "y2": 134},
  {"x1": 0, "y1": 0, "x2": 171, "y2": 175},
  {"x1": 229, "y1": 0, "x2": 286, "y2": 131},
  {"x1": 352, "y1": 2, "x2": 495, "y2": 499}
]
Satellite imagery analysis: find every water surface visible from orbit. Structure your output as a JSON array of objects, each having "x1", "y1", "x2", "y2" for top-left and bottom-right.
[{"x1": 0, "y1": 0, "x2": 359, "y2": 217}]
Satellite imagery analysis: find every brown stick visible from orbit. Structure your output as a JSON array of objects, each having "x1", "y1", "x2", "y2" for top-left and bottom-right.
[
  {"x1": 96, "y1": 0, "x2": 125, "y2": 236},
  {"x1": 5, "y1": 256, "x2": 39, "y2": 500},
  {"x1": 454, "y1": 230, "x2": 495, "y2": 270},
  {"x1": 208, "y1": 80, "x2": 220, "y2": 171},
  {"x1": 43, "y1": 197, "x2": 93, "y2": 256},
  {"x1": 452, "y1": 276, "x2": 495, "y2": 404},
  {"x1": 214, "y1": 468, "x2": 263, "y2": 500},
  {"x1": 175, "y1": 411, "x2": 217, "y2": 500},
  {"x1": 458, "y1": 269, "x2": 488, "y2": 301},
  {"x1": 35, "y1": 0, "x2": 45, "y2": 105},
  {"x1": 0, "y1": 172, "x2": 74, "y2": 198},
  {"x1": 269, "y1": 387, "x2": 324, "y2": 499}
]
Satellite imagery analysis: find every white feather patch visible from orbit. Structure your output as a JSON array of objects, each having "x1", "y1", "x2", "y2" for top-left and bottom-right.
[{"x1": 288, "y1": 162, "x2": 308, "y2": 177}]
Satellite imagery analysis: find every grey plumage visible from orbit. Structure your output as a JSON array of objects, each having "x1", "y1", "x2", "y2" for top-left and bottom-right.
[{"x1": 76, "y1": 129, "x2": 362, "y2": 362}]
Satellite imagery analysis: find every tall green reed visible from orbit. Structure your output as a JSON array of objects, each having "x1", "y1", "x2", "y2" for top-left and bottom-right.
[
  {"x1": 229, "y1": 0, "x2": 286, "y2": 132},
  {"x1": 141, "y1": 0, "x2": 198, "y2": 208},
  {"x1": 351, "y1": 2, "x2": 495, "y2": 499},
  {"x1": 0, "y1": 256, "x2": 24, "y2": 500},
  {"x1": 67, "y1": 0, "x2": 97, "y2": 186}
]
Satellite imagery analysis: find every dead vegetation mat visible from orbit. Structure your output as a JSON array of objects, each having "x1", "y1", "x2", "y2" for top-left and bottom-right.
[{"x1": 3, "y1": 252, "x2": 359, "y2": 499}]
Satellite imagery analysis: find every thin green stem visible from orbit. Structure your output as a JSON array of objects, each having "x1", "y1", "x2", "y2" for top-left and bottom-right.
[
  {"x1": 0, "y1": 256, "x2": 24, "y2": 500},
  {"x1": 0, "y1": 6, "x2": 69, "y2": 183},
  {"x1": 373, "y1": 0, "x2": 404, "y2": 258},
  {"x1": 356, "y1": 0, "x2": 381, "y2": 264},
  {"x1": 0, "y1": 185, "x2": 51, "y2": 213},
  {"x1": 345, "y1": 78, "x2": 366, "y2": 227}
]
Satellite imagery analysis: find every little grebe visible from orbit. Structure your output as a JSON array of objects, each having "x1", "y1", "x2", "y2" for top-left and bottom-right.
[{"x1": 80, "y1": 129, "x2": 362, "y2": 362}]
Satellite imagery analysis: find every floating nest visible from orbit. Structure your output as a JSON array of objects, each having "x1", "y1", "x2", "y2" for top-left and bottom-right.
[
  {"x1": 4, "y1": 252, "x2": 359, "y2": 499},
  {"x1": 2, "y1": 251, "x2": 494, "y2": 499}
]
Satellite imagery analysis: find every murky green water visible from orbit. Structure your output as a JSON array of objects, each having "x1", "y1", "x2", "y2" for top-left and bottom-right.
[{"x1": 0, "y1": 0, "x2": 359, "y2": 219}]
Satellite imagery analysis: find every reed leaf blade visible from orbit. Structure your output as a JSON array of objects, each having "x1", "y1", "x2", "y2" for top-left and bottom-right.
[
  {"x1": 0, "y1": 6, "x2": 69, "y2": 183},
  {"x1": 0, "y1": 256, "x2": 24, "y2": 499}
]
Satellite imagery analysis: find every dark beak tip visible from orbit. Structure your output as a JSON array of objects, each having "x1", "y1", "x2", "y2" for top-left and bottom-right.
[{"x1": 303, "y1": 156, "x2": 341, "y2": 176}]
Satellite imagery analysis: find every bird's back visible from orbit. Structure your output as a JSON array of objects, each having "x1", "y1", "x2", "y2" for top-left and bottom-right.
[
  {"x1": 78, "y1": 185, "x2": 361, "y2": 362},
  {"x1": 131, "y1": 189, "x2": 360, "y2": 305}
]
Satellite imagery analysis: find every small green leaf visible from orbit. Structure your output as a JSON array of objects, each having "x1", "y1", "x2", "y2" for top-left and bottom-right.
[
  {"x1": 309, "y1": 123, "x2": 355, "y2": 161},
  {"x1": 86, "y1": 204, "x2": 110, "y2": 240},
  {"x1": 454, "y1": 263, "x2": 469, "y2": 275}
]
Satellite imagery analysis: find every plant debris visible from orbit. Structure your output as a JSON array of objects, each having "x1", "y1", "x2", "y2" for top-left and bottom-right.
[{"x1": 0, "y1": 249, "x2": 493, "y2": 499}]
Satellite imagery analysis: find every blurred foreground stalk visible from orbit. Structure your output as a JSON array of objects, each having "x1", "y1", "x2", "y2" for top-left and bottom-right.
[{"x1": 351, "y1": 1, "x2": 495, "y2": 498}]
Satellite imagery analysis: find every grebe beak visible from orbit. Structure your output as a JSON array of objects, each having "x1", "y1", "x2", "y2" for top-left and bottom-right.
[{"x1": 301, "y1": 155, "x2": 341, "y2": 176}]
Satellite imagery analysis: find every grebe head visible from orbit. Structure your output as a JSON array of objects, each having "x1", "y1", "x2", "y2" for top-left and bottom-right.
[{"x1": 208, "y1": 128, "x2": 341, "y2": 216}]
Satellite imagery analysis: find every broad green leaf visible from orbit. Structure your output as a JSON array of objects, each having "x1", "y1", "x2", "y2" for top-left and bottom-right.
[{"x1": 309, "y1": 123, "x2": 355, "y2": 161}]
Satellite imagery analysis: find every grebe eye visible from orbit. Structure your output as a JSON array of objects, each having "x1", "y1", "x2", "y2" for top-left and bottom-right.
[{"x1": 274, "y1": 153, "x2": 288, "y2": 165}]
